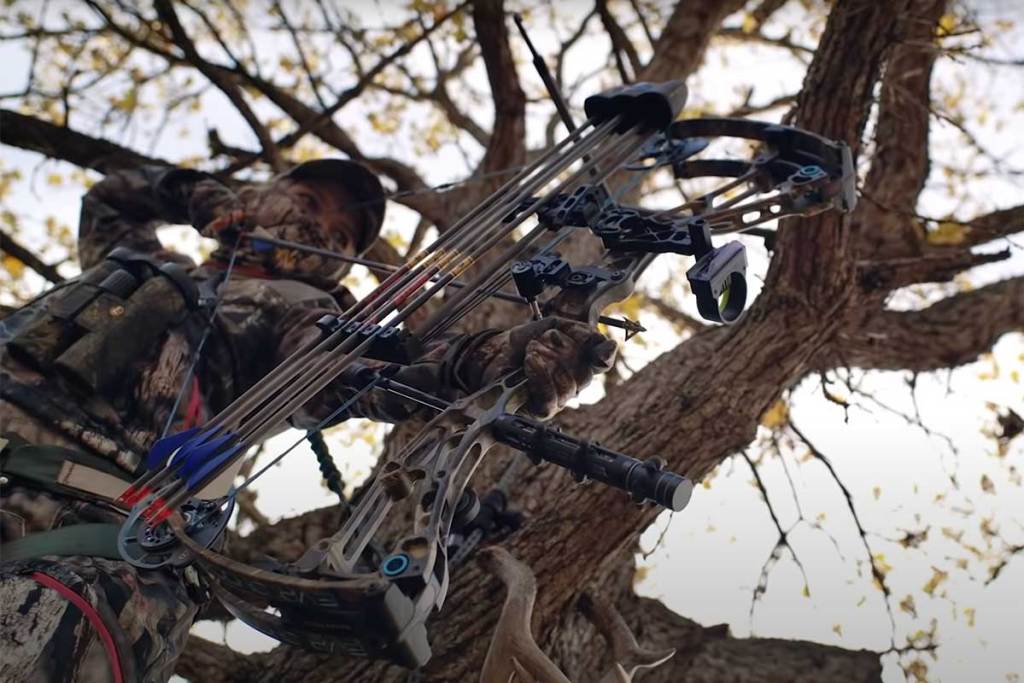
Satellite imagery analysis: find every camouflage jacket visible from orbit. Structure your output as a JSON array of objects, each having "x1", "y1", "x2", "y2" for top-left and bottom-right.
[{"x1": 0, "y1": 167, "x2": 483, "y2": 477}]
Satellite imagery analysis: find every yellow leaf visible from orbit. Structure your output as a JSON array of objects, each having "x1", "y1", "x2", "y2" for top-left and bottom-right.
[
  {"x1": 367, "y1": 112, "x2": 399, "y2": 134},
  {"x1": 927, "y1": 221, "x2": 968, "y2": 245},
  {"x1": 938, "y1": 13, "x2": 958, "y2": 35},
  {"x1": 964, "y1": 606, "x2": 976, "y2": 627},
  {"x1": 741, "y1": 13, "x2": 757, "y2": 33},
  {"x1": 2, "y1": 254, "x2": 25, "y2": 278},
  {"x1": 46, "y1": 173, "x2": 63, "y2": 187},
  {"x1": 900, "y1": 594, "x2": 917, "y2": 617},
  {"x1": 923, "y1": 567, "x2": 948, "y2": 595},
  {"x1": 906, "y1": 659, "x2": 929, "y2": 683},
  {"x1": 760, "y1": 399, "x2": 789, "y2": 429},
  {"x1": 398, "y1": 23, "x2": 419, "y2": 42},
  {"x1": 802, "y1": 584, "x2": 810, "y2": 598},
  {"x1": 873, "y1": 553, "x2": 893, "y2": 577}
]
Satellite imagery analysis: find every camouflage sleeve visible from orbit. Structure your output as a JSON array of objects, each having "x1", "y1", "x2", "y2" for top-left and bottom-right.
[
  {"x1": 78, "y1": 166, "x2": 238, "y2": 269},
  {"x1": 276, "y1": 307, "x2": 503, "y2": 429}
]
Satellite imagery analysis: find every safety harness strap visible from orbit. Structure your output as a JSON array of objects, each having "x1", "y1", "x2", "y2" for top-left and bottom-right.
[
  {"x1": 2, "y1": 523, "x2": 123, "y2": 561},
  {"x1": 0, "y1": 435, "x2": 132, "y2": 502}
]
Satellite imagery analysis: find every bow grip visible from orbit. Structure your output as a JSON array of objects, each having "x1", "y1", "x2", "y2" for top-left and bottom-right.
[{"x1": 687, "y1": 241, "x2": 748, "y2": 324}]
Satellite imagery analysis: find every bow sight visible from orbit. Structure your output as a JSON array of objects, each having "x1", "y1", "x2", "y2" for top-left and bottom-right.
[{"x1": 116, "y1": 79, "x2": 855, "y2": 668}]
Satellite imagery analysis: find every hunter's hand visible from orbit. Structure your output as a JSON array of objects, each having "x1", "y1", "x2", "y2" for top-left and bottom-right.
[
  {"x1": 467, "y1": 318, "x2": 617, "y2": 419},
  {"x1": 201, "y1": 208, "x2": 247, "y2": 236}
]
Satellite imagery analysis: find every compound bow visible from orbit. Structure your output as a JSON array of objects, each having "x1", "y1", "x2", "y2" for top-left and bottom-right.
[{"x1": 115, "y1": 79, "x2": 855, "y2": 668}]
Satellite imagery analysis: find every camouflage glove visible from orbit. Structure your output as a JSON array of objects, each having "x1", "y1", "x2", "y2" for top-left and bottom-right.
[
  {"x1": 154, "y1": 168, "x2": 242, "y2": 234},
  {"x1": 189, "y1": 183, "x2": 348, "y2": 286},
  {"x1": 458, "y1": 318, "x2": 617, "y2": 419}
]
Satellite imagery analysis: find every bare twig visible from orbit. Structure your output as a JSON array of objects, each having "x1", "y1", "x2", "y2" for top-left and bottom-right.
[
  {"x1": 153, "y1": 0, "x2": 286, "y2": 171},
  {"x1": 789, "y1": 421, "x2": 898, "y2": 649},
  {"x1": 596, "y1": 0, "x2": 641, "y2": 82},
  {"x1": 740, "y1": 450, "x2": 811, "y2": 623}
]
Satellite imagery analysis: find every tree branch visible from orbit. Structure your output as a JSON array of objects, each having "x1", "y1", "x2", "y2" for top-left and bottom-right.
[
  {"x1": 0, "y1": 229, "x2": 66, "y2": 283},
  {"x1": 955, "y1": 203, "x2": 1024, "y2": 248},
  {"x1": 596, "y1": 0, "x2": 642, "y2": 81},
  {"x1": 153, "y1": 0, "x2": 286, "y2": 171},
  {"x1": 853, "y1": 0, "x2": 948, "y2": 261},
  {"x1": 87, "y1": 0, "x2": 446, "y2": 222},
  {"x1": 622, "y1": 596, "x2": 881, "y2": 683},
  {"x1": 715, "y1": 27, "x2": 815, "y2": 56},
  {"x1": 472, "y1": 0, "x2": 526, "y2": 178},
  {"x1": 221, "y1": 2, "x2": 471, "y2": 175},
  {"x1": 856, "y1": 247, "x2": 1010, "y2": 292},
  {"x1": 765, "y1": 0, "x2": 919, "y2": 311},
  {"x1": 834, "y1": 276, "x2": 1024, "y2": 371},
  {"x1": 0, "y1": 109, "x2": 169, "y2": 173},
  {"x1": 639, "y1": 0, "x2": 748, "y2": 82},
  {"x1": 175, "y1": 635, "x2": 259, "y2": 683}
]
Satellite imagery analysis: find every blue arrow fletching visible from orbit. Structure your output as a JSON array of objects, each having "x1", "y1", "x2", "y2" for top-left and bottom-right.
[
  {"x1": 185, "y1": 443, "x2": 244, "y2": 492},
  {"x1": 145, "y1": 426, "x2": 202, "y2": 470},
  {"x1": 167, "y1": 427, "x2": 221, "y2": 467},
  {"x1": 177, "y1": 432, "x2": 236, "y2": 480}
]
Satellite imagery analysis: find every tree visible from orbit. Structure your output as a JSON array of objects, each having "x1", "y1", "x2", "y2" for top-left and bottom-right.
[{"x1": 1, "y1": 0, "x2": 1022, "y2": 681}]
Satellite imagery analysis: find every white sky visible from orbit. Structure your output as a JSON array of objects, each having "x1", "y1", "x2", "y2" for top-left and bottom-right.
[{"x1": 2, "y1": 3, "x2": 1023, "y2": 681}]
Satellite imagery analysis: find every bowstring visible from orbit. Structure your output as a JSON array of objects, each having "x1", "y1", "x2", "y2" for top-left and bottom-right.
[
  {"x1": 228, "y1": 374, "x2": 384, "y2": 496},
  {"x1": 218, "y1": 144, "x2": 609, "y2": 493},
  {"x1": 223, "y1": 120, "x2": 618, "y2": 445},
  {"x1": 137, "y1": 120, "x2": 616, "y2": 507},
  {"x1": 160, "y1": 232, "x2": 244, "y2": 438}
]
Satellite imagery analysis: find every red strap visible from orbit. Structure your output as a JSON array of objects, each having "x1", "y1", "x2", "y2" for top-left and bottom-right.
[
  {"x1": 182, "y1": 376, "x2": 203, "y2": 430},
  {"x1": 30, "y1": 571, "x2": 125, "y2": 683}
]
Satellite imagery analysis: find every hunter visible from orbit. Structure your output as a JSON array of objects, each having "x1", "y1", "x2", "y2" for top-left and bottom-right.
[{"x1": 0, "y1": 159, "x2": 615, "y2": 682}]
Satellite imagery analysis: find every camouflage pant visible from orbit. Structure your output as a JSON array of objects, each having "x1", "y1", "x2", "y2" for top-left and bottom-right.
[{"x1": 0, "y1": 485, "x2": 198, "y2": 683}]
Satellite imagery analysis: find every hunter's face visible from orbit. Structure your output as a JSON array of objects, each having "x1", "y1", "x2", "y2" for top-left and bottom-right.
[{"x1": 281, "y1": 178, "x2": 362, "y2": 256}]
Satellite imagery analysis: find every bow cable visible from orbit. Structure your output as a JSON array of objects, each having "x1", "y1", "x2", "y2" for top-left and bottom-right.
[
  {"x1": 160, "y1": 233, "x2": 244, "y2": 438},
  {"x1": 134, "y1": 117, "x2": 630, "y2": 515}
]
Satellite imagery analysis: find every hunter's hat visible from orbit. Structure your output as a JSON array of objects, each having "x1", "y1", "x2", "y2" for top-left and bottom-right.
[{"x1": 283, "y1": 158, "x2": 385, "y2": 254}]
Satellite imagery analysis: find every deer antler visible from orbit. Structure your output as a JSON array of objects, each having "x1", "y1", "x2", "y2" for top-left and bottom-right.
[
  {"x1": 479, "y1": 547, "x2": 675, "y2": 683},
  {"x1": 578, "y1": 592, "x2": 675, "y2": 683},
  {"x1": 479, "y1": 546, "x2": 572, "y2": 683}
]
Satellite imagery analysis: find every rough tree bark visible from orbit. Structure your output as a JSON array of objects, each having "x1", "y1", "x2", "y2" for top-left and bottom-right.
[
  {"x1": 3, "y1": 0, "x2": 1020, "y2": 681},
  {"x1": 178, "y1": 1, "x2": 1017, "y2": 681},
  {"x1": 166, "y1": 1, "x2": 955, "y2": 681}
]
